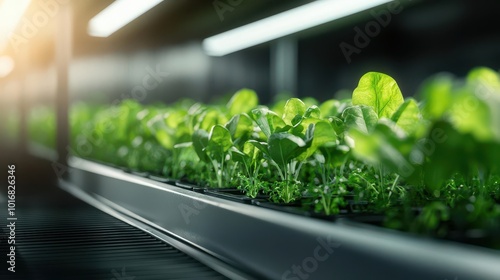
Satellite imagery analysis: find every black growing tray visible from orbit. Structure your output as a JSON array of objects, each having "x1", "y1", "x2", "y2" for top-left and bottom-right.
[{"x1": 61, "y1": 157, "x2": 500, "y2": 280}]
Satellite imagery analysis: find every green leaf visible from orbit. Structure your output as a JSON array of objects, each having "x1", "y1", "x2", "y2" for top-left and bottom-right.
[
  {"x1": 419, "y1": 74, "x2": 454, "y2": 119},
  {"x1": 225, "y1": 113, "x2": 254, "y2": 145},
  {"x1": 304, "y1": 105, "x2": 321, "y2": 119},
  {"x1": 302, "y1": 97, "x2": 319, "y2": 108},
  {"x1": 349, "y1": 128, "x2": 413, "y2": 177},
  {"x1": 291, "y1": 116, "x2": 322, "y2": 136},
  {"x1": 319, "y1": 144, "x2": 349, "y2": 168},
  {"x1": 207, "y1": 125, "x2": 233, "y2": 157},
  {"x1": 391, "y1": 99, "x2": 421, "y2": 135},
  {"x1": 243, "y1": 141, "x2": 261, "y2": 161},
  {"x1": 352, "y1": 72, "x2": 404, "y2": 118},
  {"x1": 329, "y1": 116, "x2": 345, "y2": 136},
  {"x1": 268, "y1": 132, "x2": 307, "y2": 168},
  {"x1": 282, "y1": 98, "x2": 306, "y2": 126},
  {"x1": 230, "y1": 146, "x2": 249, "y2": 165},
  {"x1": 449, "y1": 90, "x2": 494, "y2": 141},
  {"x1": 247, "y1": 140, "x2": 270, "y2": 158},
  {"x1": 319, "y1": 99, "x2": 343, "y2": 117},
  {"x1": 231, "y1": 141, "x2": 262, "y2": 166},
  {"x1": 196, "y1": 108, "x2": 227, "y2": 132},
  {"x1": 173, "y1": 142, "x2": 192, "y2": 149},
  {"x1": 342, "y1": 106, "x2": 378, "y2": 133},
  {"x1": 467, "y1": 67, "x2": 500, "y2": 89},
  {"x1": 227, "y1": 89, "x2": 259, "y2": 115},
  {"x1": 300, "y1": 121, "x2": 338, "y2": 160},
  {"x1": 420, "y1": 121, "x2": 473, "y2": 189},
  {"x1": 251, "y1": 108, "x2": 287, "y2": 139},
  {"x1": 192, "y1": 129, "x2": 210, "y2": 162}
]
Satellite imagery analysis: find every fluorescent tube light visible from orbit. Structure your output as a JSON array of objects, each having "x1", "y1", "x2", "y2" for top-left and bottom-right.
[
  {"x1": 203, "y1": 0, "x2": 394, "y2": 56},
  {"x1": 88, "y1": 0, "x2": 164, "y2": 37},
  {"x1": 0, "y1": 0, "x2": 31, "y2": 50}
]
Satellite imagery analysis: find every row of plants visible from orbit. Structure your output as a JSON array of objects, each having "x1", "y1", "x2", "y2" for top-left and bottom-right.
[
  {"x1": 31, "y1": 68, "x2": 500, "y2": 247},
  {"x1": 26, "y1": 106, "x2": 56, "y2": 149}
]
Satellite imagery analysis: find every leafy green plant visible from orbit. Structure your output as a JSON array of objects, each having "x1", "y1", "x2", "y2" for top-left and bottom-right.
[{"x1": 58, "y1": 68, "x2": 500, "y2": 242}]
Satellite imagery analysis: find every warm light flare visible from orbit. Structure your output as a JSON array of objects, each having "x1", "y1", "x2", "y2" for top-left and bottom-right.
[
  {"x1": 0, "y1": 55, "x2": 15, "y2": 77},
  {"x1": 0, "y1": 0, "x2": 31, "y2": 50}
]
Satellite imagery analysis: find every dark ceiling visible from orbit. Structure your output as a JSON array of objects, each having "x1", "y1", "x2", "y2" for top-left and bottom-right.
[{"x1": 72, "y1": 0, "x2": 314, "y2": 55}]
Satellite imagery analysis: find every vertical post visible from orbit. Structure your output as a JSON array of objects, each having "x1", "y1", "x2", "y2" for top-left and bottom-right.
[
  {"x1": 55, "y1": 4, "x2": 72, "y2": 165},
  {"x1": 16, "y1": 44, "x2": 31, "y2": 154},
  {"x1": 270, "y1": 38, "x2": 298, "y2": 100},
  {"x1": 18, "y1": 78, "x2": 28, "y2": 153}
]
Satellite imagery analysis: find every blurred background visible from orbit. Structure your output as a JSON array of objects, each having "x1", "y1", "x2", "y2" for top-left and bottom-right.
[{"x1": 0, "y1": 0, "x2": 499, "y2": 191}]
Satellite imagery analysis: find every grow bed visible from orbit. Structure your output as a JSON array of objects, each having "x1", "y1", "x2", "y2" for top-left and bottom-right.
[
  {"x1": 61, "y1": 157, "x2": 500, "y2": 280},
  {"x1": 52, "y1": 68, "x2": 500, "y2": 278}
]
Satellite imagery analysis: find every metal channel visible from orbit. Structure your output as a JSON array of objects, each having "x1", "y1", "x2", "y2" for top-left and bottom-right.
[{"x1": 64, "y1": 157, "x2": 500, "y2": 280}]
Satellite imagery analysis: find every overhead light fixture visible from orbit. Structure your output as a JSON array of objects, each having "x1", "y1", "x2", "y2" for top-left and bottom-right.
[
  {"x1": 88, "y1": 0, "x2": 164, "y2": 37},
  {"x1": 0, "y1": 0, "x2": 31, "y2": 50},
  {"x1": 203, "y1": 0, "x2": 393, "y2": 56}
]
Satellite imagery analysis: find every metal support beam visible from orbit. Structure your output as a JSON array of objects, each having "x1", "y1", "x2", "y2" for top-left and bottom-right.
[
  {"x1": 270, "y1": 38, "x2": 298, "y2": 100},
  {"x1": 55, "y1": 4, "x2": 72, "y2": 166}
]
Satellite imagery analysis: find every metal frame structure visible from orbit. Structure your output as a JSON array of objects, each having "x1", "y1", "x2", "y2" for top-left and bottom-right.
[{"x1": 61, "y1": 157, "x2": 500, "y2": 280}]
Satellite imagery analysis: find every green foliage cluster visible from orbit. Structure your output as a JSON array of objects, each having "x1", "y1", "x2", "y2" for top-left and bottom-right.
[
  {"x1": 28, "y1": 106, "x2": 56, "y2": 149},
  {"x1": 34, "y1": 68, "x2": 500, "y2": 238}
]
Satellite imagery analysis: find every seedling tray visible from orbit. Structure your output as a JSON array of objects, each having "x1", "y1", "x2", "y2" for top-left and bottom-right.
[{"x1": 61, "y1": 157, "x2": 500, "y2": 280}]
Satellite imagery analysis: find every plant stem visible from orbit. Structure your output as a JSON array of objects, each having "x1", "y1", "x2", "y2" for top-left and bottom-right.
[
  {"x1": 387, "y1": 174, "x2": 400, "y2": 202},
  {"x1": 355, "y1": 174, "x2": 379, "y2": 194}
]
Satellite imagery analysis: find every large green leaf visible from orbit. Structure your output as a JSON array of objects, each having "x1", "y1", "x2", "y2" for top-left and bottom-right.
[
  {"x1": 419, "y1": 74, "x2": 454, "y2": 120},
  {"x1": 450, "y1": 90, "x2": 493, "y2": 141},
  {"x1": 207, "y1": 125, "x2": 233, "y2": 158},
  {"x1": 304, "y1": 105, "x2": 321, "y2": 119},
  {"x1": 231, "y1": 141, "x2": 262, "y2": 166},
  {"x1": 342, "y1": 106, "x2": 378, "y2": 133},
  {"x1": 192, "y1": 129, "x2": 210, "y2": 162},
  {"x1": 349, "y1": 128, "x2": 413, "y2": 177},
  {"x1": 196, "y1": 108, "x2": 227, "y2": 132},
  {"x1": 268, "y1": 132, "x2": 307, "y2": 168},
  {"x1": 352, "y1": 72, "x2": 404, "y2": 118},
  {"x1": 329, "y1": 116, "x2": 345, "y2": 136},
  {"x1": 230, "y1": 146, "x2": 249, "y2": 165},
  {"x1": 227, "y1": 89, "x2": 259, "y2": 115},
  {"x1": 319, "y1": 100, "x2": 339, "y2": 118},
  {"x1": 225, "y1": 113, "x2": 254, "y2": 145},
  {"x1": 467, "y1": 67, "x2": 500, "y2": 89},
  {"x1": 251, "y1": 108, "x2": 287, "y2": 139},
  {"x1": 302, "y1": 97, "x2": 319, "y2": 108},
  {"x1": 300, "y1": 121, "x2": 338, "y2": 160},
  {"x1": 291, "y1": 115, "x2": 323, "y2": 136},
  {"x1": 247, "y1": 140, "x2": 270, "y2": 158},
  {"x1": 282, "y1": 98, "x2": 306, "y2": 126},
  {"x1": 147, "y1": 114, "x2": 174, "y2": 149},
  {"x1": 391, "y1": 99, "x2": 421, "y2": 135},
  {"x1": 243, "y1": 141, "x2": 261, "y2": 161}
]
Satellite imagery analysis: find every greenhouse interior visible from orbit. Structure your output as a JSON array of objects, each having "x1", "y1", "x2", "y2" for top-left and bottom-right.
[{"x1": 1, "y1": 0, "x2": 500, "y2": 279}]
